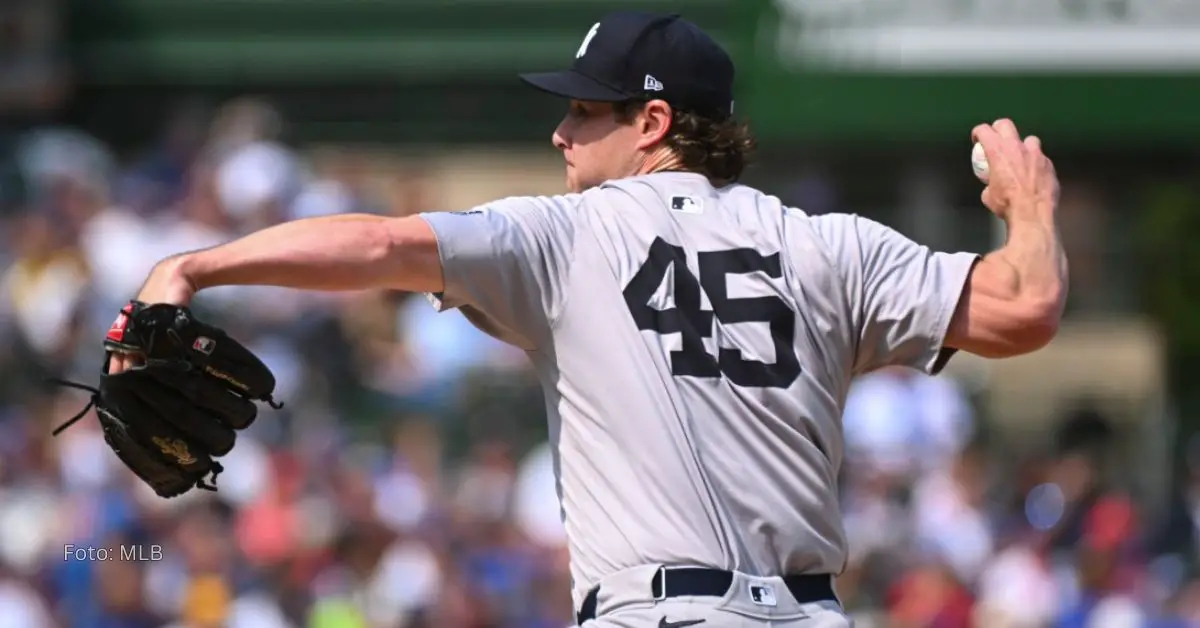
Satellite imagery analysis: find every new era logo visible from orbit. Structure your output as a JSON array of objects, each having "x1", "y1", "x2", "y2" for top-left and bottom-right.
[{"x1": 644, "y1": 75, "x2": 664, "y2": 91}]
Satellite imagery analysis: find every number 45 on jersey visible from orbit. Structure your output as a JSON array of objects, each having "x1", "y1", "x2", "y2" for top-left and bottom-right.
[{"x1": 623, "y1": 237, "x2": 802, "y2": 390}]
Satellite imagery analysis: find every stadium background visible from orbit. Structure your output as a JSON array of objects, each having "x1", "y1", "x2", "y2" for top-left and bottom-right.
[{"x1": 1, "y1": 0, "x2": 1199, "y2": 626}]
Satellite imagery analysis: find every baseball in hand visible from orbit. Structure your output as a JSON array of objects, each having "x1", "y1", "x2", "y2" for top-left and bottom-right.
[{"x1": 971, "y1": 142, "x2": 989, "y2": 182}]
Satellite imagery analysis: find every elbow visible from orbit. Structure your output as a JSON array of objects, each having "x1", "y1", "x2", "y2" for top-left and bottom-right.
[
  {"x1": 1009, "y1": 292, "x2": 1066, "y2": 354},
  {"x1": 1015, "y1": 310, "x2": 1060, "y2": 353},
  {"x1": 368, "y1": 223, "x2": 399, "y2": 267},
  {"x1": 378, "y1": 215, "x2": 445, "y2": 293},
  {"x1": 951, "y1": 264, "x2": 1067, "y2": 359}
]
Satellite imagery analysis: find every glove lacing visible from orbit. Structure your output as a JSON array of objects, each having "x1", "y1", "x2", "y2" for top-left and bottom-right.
[{"x1": 49, "y1": 379, "x2": 101, "y2": 436}]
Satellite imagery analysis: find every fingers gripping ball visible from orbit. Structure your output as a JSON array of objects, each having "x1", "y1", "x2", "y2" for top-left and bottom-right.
[{"x1": 52, "y1": 301, "x2": 284, "y2": 498}]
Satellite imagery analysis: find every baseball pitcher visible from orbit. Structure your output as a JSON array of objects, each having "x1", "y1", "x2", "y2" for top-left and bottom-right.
[{"x1": 90, "y1": 10, "x2": 1065, "y2": 628}]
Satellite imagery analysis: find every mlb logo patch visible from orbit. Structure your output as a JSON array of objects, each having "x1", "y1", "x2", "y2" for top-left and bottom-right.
[
  {"x1": 192, "y1": 336, "x2": 216, "y2": 355},
  {"x1": 670, "y1": 195, "x2": 703, "y2": 214},
  {"x1": 749, "y1": 583, "x2": 777, "y2": 607}
]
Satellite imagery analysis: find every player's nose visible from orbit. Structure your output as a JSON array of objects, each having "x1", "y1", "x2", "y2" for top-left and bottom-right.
[{"x1": 551, "y1": 121, "x2": 570, "y2": 151}]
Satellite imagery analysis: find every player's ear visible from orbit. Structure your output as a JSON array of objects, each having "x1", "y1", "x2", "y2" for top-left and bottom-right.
[{"x1": 637, "y1": 99, "x2": 673, "y2": 149}]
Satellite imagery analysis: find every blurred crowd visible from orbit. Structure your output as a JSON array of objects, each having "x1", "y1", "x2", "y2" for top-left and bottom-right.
[
  {"x1": 0, "y1": 97, "x2": 570, "y2": 628},
  {"x1": 837, "y1": 368, "x2": 1200, "y2": 628}
]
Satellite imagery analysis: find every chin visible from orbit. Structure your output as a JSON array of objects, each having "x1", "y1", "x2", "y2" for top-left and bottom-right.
[
  {"x1": 565, "y1": 174, "x2": 586, "y2": 194},
  {"x1": 565, "y1": 166, "x2": 602, "y2": 193}
]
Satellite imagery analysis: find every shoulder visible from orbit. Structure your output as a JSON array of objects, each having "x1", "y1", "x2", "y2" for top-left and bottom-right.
[
  {"x1": 805, "y1": 212, "x2": 886, "y2": 266},
  {"x1": 425, "y1": 193, "x2": 588, "y2": 236},
  {"x1": 806, "y1": 211, "x2": 863, "y2": 236},
  {"x1": 776, "y1": 207, "x2": 861, "y2": 267},
  {"x1": 459, "y1": 192, "x2": 587, "y2": 215},
  {"x1": 595, "y1": 172, "x2": 718, "y2": 206}
]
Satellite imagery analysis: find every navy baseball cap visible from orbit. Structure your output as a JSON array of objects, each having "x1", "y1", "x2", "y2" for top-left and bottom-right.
[{"x1": 519, "y1": 12, "x2": 736, "y2": 120}]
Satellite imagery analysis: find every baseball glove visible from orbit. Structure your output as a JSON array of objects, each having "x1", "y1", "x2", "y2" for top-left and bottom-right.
[{"x1": 52, "y1": 300, "x2": 283, "y2": 498}]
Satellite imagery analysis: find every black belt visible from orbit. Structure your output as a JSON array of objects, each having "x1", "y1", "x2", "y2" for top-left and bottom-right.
[{"x1": 575, "y1": 567, "x2": 835, "y2": 624}]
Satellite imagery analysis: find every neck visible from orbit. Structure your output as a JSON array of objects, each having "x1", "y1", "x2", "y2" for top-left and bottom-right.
[{"x1": 634, "y1": 146, "x2": 685, "y2": 177}]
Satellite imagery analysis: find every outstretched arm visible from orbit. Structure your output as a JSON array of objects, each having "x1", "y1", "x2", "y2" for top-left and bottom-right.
[
  {"x1": 112, "y1": 213, "x2": 442, "y2": 374},
  {"x1": 142, "y1": 213, "x2": 444, "y2": 304},
  {"x1": 113, "y1": 195, "x2": 580, "y2": 373}
]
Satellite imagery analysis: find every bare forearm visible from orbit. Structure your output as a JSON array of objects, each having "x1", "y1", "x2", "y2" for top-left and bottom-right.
[
  {"x1": 167, "y1": 214, "x2": 444, "y2": 294},
  {"x1": 985, "y1": 215, "x2": 1069, "y2": 312}
]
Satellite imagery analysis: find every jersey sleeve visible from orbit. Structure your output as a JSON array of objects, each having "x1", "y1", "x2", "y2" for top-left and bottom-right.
[
  {"x1": 417, "y1": 195, "x2": 580, "y2": 351},
  {"x1": 811, "y1": 213, "x2": 978, "y2": 375}
]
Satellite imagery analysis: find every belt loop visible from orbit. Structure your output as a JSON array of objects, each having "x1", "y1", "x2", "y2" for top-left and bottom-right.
[{"x1": 652, "y1": 566, "x2": 668, "y2": 601}]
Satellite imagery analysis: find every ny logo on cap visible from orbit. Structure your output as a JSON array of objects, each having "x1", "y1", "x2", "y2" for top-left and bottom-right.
[{"x1": 576, "y1": 22, "x2": 600, "y2": 58}]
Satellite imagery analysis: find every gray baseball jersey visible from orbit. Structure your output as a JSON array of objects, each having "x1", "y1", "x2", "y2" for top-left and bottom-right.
[{"x1": 419, "y1": 171, "x2": 978, "y2": 607}]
